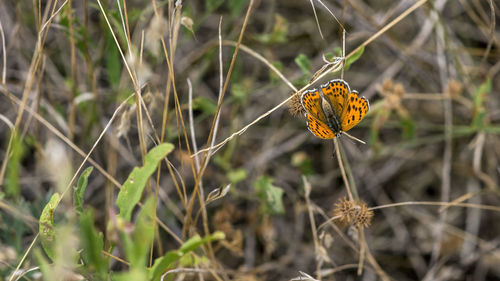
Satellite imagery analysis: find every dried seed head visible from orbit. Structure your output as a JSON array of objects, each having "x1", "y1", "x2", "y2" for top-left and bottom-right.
[
  {"x1": 385, "y1": 91, "x2": 402, "y2": 110},
  {"x1": 333, "y1": 197, "x2": 357, "y2": 225},
  {"x1": 289, "y1": 92, "x2": 305, "y2": 117},
  {"x1": 353, "y1": 201, "x2": 374, "y2": 228},
  {"x1": 393, "y1": 83, "x2": 405, "y2": 98},
  {"x1": 383, "y1": 82, "x2": 405, "y2": 111},
  {"x1": 333, "y1": 198, "x2": 373, "y2": 229},
  {"x1": 382, "y1": 79, "x2": 394, "y2": 92}
]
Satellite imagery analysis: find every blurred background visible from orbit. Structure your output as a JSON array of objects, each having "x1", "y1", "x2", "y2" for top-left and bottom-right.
[{"x1": 0, "y1": 0, "x2": 499, "y2": 280}]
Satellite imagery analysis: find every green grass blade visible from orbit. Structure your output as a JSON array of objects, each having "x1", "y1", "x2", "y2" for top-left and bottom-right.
[
  {"x1": 6, "y1": 131, "x2": 25, "y2": 199},
  {"x1": 79, "y1": 209, "x2": 107, "y2": 278}
]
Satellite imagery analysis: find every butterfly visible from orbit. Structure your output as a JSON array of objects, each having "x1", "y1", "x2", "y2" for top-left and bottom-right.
[{"x1": 300, "y1": 79, "x2": 369, "y2": 139}]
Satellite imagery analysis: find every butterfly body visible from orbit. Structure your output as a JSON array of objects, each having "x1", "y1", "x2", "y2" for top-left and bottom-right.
[
  {"x1": 320, "y1": 97, "x2": 342, "y2": 134},
  {"x1": 300, "y1": 79, "x2": 369, "y2": 139}
]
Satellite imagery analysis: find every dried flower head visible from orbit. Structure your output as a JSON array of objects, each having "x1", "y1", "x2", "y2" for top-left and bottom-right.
[
  {"x1": 289, "y1": 92, "x2": 305, "y2": 117},
  {"x1": 382, "y1": 79, "x2": 394, "y2": 92},
  {"x1": 393, "y1": 83, "x2": 405, "y2": 98},
  {"x1": 354, "y1": 201, "x2": 374, "y2": 228},
  {"x1": 385, "y1": 91, "x2": 401, "y2": 110},
  {"x1": 333, "y1": 198, "x2": 374, "y2": 229},
  {"x1": 384, "y1": 82, "x2": 405, "y2": 111},
  {"x1": 333, "y1": 197, "x2": 357, "y2": 225}
]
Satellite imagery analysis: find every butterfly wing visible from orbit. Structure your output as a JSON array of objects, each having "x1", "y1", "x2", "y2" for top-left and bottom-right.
[
  {"x1": 341, "y1": 91, "x2": 369, "y2": 132},
  {"x1": 300, "y1": 90, "x2": 328, "y2": 123},
  {"x1": 321, "y1": 79, "x2": 350, "y2": 117},
  {"x1": 305, "y1": 114, "x2": 336, "y2": 139},
  {"x1": 301, "y1": 90, "x2": 335, "y2": 139}
]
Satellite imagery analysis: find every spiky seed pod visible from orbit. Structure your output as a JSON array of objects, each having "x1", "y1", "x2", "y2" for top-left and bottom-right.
[
  {"x1": 333, "y1": 197, "x2": 357, "y2": 225},
  {"x1": 353, "y1": 201, "x2": 374, "y2": 228},
  {"x1": 288, "y1": 92, "x2": 305, "y2": 117},
  {"x1": 333, "y1": 197, "x2": 374, "y2": 229}
]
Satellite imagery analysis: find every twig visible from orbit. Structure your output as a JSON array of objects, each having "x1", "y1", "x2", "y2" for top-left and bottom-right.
[
  {"x1": 480, "y1": 0, "x2": 495, "y2": 65},
  {"x1": 188, "y1": 78, "x2": 200, "y2": 171},
  {"x1": 309, "y1": 0, "x2": 324, "y2": 39},
  {"x1": 357, "y1": 227, "x2": 366, "y2": 276},
  {"x1": 302, "y1": 176, "x2": 323, "y2": 280},
  {"x1": 428, "y1": 4, "x2": 452, "y2": 273},
  {"x1": 0, "y1": 18, "x2": 6, "y2": 85},
  {"x1": 334, "y1": 138, "x2": 353, "y2": 201},
  {"x1": 370, "y1": 201, "x2": 500, "y2": 212}
]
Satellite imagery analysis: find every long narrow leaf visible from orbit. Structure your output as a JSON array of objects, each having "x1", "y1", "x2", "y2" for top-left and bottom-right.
[
  {"x1": 74, "y1": 166, "x2": 93, "y2": 215},
  {"x1": 116, "y1": 143, "x2": 174, "y2": 221}
]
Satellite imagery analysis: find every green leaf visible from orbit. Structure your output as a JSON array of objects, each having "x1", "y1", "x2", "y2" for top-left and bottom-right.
[
  {"x1": 74, "y1": 166, "x2": 93, "y2": 215},
  {"x1": 324, "y1": 50, "x2": 337, "y2": 61},
  {"x1": 149, "y1": 232, "x2": 225, "y2": 281},
  {"x1": 333, "y1": 47, "x2": 342, "y2": 56},
  {"x1": 39, "y1": 193, "x2": 61, "y2": 261},
  {"x1": 294, "y1": 54, "x2": 312, "y2": 75},
  {"x1": 472, "y1": 78, "x2": 491, "y2": 129},
  {"x1": 254, "y1": 176, "x2": 285, "y2": 215},
  {"x1": 291, "y1": 152, "x2": 313, "y2": 176},
  {"x1": 269, "y1": 61, "x2": 284, "y2": 83},
  {"x1": 231, "y1": 82, "x2": 250, "y2": 105},
  {"x1": 104, "y1": 31, "x2": 121, "y2": 88},
  {"x1": 34, "y1": 249, "x2": 52, "y2": 279},
  {"x1": 113, "y1": 268, "x2": 148, "y2": 281},
  {"x1": 179, "y1": 231, "x2": 225, "y2": 253},
  {"x1": 123, "y1": 197, "x2": 155, "y2": 269},
  {"x1": 116, "y1": 143, "x2": 174, "y2": 221},
  {"x1": 149, "y1": 251, "x2": 183, "y2": 281},
  {"x1": 400, "y1": 116, "x2": 416, "y2": 140},
  {"x1": 193, "y1": 97, "x2": 217, "y2": 115},
  {"x1": 344, "y1": 46, "x2": 364, "y2": 70},
  {"x1": 79, "y1": 209, "x2": 107, "y2": 278},
  {"x1": 6, "y1": 132, "x2": 24, "y2": 199},
  {"x1": 254, "y1": 14, "x2": 288, "y2": 44},
  {"x1": 206, "y1": 0, "x2": 224, "y2": 13},
  {"x1": 227, "y1": 168, "x2": 247, "y2": 184},
  {"x1": 214, "y1": 154, "x2": 230, "y2": 171},
  {"x1": 108, "y1": 10, "x2": 128, "y2": 47},
  {"x1": 228, "y1": 0, "x2": 247, "y2": 16},
  {"x1": 473, "y1": 78, "x2": 491, "y2": 109},
  {"x1": 293, "y1": 77, "x2": 309, "y2": 89}
]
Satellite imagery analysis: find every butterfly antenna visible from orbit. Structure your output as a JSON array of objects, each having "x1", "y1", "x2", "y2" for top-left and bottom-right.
[{"x1": 343, "y1": 132, "x2": 366, "y2": 144}]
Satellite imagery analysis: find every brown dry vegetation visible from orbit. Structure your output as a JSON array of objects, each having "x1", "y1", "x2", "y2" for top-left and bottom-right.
[{"x1": 1, "y1": 0, "x2": 500, "y2": 280}]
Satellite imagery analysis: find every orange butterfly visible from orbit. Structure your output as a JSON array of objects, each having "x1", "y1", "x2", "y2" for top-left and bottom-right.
[{"x1": 301, "y1": 79, "x2": 369, "y2": 139}]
